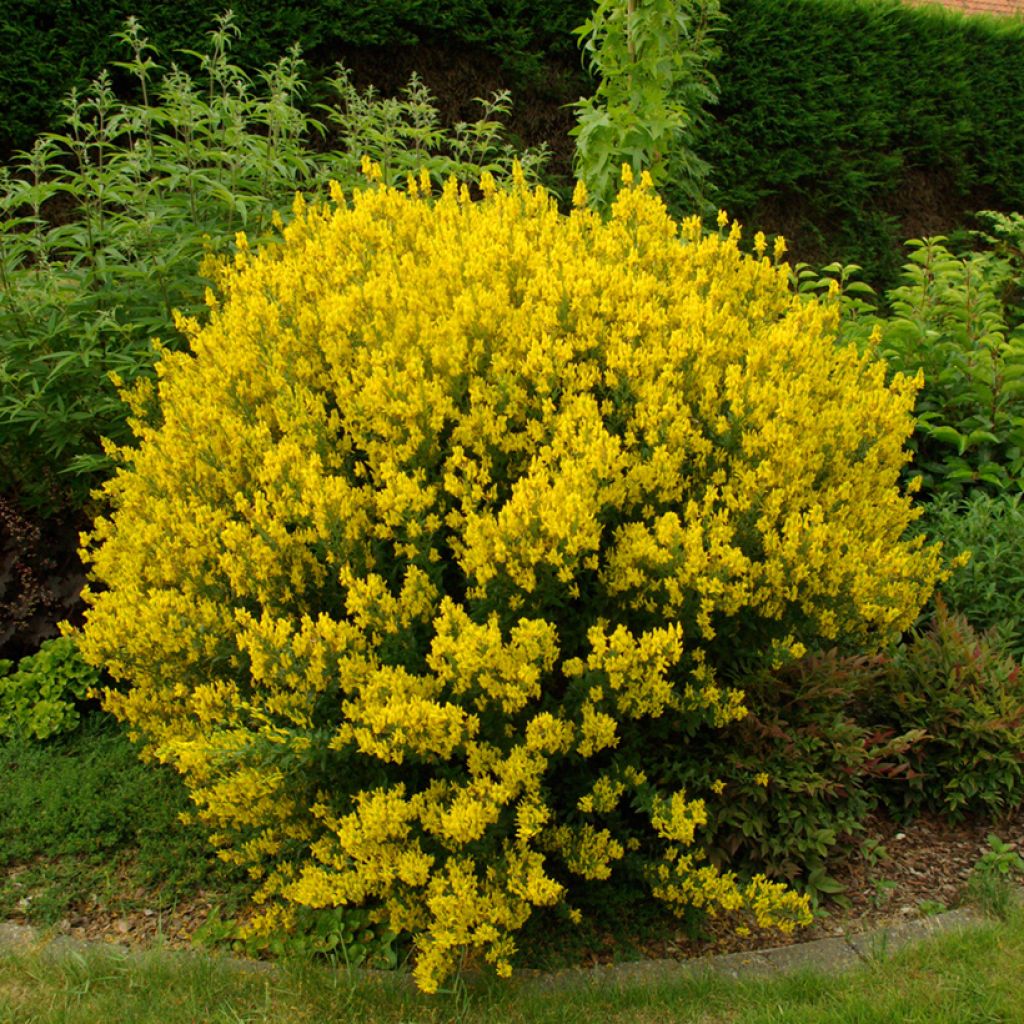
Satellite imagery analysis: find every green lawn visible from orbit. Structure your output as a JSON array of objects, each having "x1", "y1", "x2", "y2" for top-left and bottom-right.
[{"x1": 2, "y1": 905, "x2": 1023, "y2": 1023}]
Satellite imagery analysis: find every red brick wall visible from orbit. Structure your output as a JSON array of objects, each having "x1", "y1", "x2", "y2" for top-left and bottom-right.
[{"x1": 906, "y1": 0, "x2": 1024, "y2": 16}]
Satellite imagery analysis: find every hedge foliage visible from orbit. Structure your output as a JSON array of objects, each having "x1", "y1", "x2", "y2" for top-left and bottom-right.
[
  {"x1": 705, "y1": 0, "x2": 1024, "y2": 282},
  {"x1": 78, "y1": 168, "x2": 943, "y2": 990}
]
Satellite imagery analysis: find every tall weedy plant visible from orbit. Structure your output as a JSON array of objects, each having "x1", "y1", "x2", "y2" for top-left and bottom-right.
[
  {"x1": 570, "y1": 0, "x2": 724, "y2": 214},
  {"x1": 0, "y1": 13, "x2": 545, "y2": 516}
]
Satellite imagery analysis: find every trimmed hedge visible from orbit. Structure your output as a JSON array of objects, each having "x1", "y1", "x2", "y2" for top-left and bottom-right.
[{"x1": 705, "y1": 0, "x2": 1024, "y2": 281}]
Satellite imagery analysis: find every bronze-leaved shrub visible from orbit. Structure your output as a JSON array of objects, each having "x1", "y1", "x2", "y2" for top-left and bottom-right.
[{"x1": 79, "y1": 166, "x2": 944, "y2": 991}]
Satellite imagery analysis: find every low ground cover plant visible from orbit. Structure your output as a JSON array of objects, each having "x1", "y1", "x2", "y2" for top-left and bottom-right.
[
  {"x1": 0, "y1": 715, "x2": 249, "y2": 924},
  {"x1": 76, "y1": 166, "x2": 943, "y2": 991},
  {"x1": 0, "y1": 634, "x2": 100, "y2": 742}
]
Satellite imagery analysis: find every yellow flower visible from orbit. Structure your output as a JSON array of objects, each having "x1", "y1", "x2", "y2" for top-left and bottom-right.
[{"x1": 77, "y1": 167, "x2": 942, "y2": 994}]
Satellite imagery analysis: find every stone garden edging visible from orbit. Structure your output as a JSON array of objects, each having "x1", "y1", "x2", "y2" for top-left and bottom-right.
[{"x1": 0, "y1": 905, "x2": 990, "y2": 992}]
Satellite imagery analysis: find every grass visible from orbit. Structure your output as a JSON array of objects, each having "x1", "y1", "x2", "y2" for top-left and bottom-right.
[
  {"x1": 0, "y1": 715, "x2": 251, "y2": 925},
  {"x1": 1, "y1": 904, "x2": 1023, "y2": 1023}
]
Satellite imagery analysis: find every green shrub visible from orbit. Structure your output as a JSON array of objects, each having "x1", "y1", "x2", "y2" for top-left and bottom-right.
[
  {"x1": 917, "y1": 492, "x2": 1024, "y2": 657},
  {"x1": 0, "y1": 14, "x2": 546, "y2": 516},
  {"x1": 78, "y1": 170, "x2": 942, "y2": 990},
  {"x1": 668, "y1": 650, "x2": 922, "y2": 899},
  {"x1": 875, "y1": 236, "x2": 1024, "y2": 495},
  {"x1": 0, "y1": 635, "x2": 101, "y2": 742},
  {"x1": 878, "y1": 600, "x2": 1024, "y2": 820},
  {"x1": 805, "y1": 228, "x2": 1024, "y2": 499}
]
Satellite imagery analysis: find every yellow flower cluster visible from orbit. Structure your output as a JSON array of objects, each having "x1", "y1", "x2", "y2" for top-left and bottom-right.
[{"x1": 78, "y1": 165, "x2": 943, "y2": 992}]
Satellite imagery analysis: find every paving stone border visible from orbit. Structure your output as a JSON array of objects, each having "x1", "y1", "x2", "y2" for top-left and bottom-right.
[
  {"x1": 0, "y1": 906, "x2": 991, "y2": 992},
  {"x1": 513, "y1": 906, "x2": 987, "y2": 991}
]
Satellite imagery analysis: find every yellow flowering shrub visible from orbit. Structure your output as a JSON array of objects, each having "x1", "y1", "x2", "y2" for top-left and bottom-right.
[{"x1": 79, "y1": 165, "x2": 943, "y2": 991}]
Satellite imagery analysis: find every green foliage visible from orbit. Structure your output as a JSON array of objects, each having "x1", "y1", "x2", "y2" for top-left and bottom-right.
[
  {"x1": 323, "y1": 64, "x2": 549, "y2": 189},
  {"x1": 0, "y1": 14, "x2": 545, "y2": 516},
  {"x1": 706, "y1": 0, "x2": 1024, "y2": 287},
  {"x1": 571, "y1": 0, "x2": 724, "y2": 214},
  {"x1": 967, "y1": 834, "x2": 1024, "y2": 919},
  {"x1": 0, "y1": 635, "x2": 101, "y2": 742},
  {"x1": 7, "y1": 0, "x2": 1024, "y2": 287},
  {"x1": 876, "y1": 236, "x2": 1024, "y2": 495},
  {"x1": 976, "y1": 209, "x2": 1024, "y2": 323},
  {"x1": 878, "y1": 600, "x2": 1024, "y2": 820},
  {"x1": 193, "y1": 903, "x2": 399, "y2": 968},
  {"x1": 669, "y1": 651, "x2": 922, "y2": 900},
  {"x1": 0, "y1": 0, "x2": 593, "y2": 156},
  {"x1": 917, "y1": 492, "x2": 1024, "y2": 657},
  {"x1": 0, "y1": 715, "x2": 249, "y2": 923},
  {"x1": 802, "y1": 229, "x2": 1024, "y2": 499}
]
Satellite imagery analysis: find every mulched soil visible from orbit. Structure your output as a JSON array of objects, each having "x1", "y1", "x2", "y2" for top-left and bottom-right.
[
  {"x1": 3, "y1": 809, "x2": 1023, "y2": 966},
  {"x1": 7, "y1": 882, "x2": 229, "y2": 952},
  {"x1": 591, "y1": 808, "x2": 1024, "y2": 967}
]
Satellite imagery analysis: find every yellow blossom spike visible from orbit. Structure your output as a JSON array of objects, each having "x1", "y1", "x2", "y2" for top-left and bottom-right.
[
  {"x1": 360, "y1": 155, "x2": 383, "y2": 182},
  {"x1": 77, "y1": 165, "x2": 943, "y2": 996}
]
